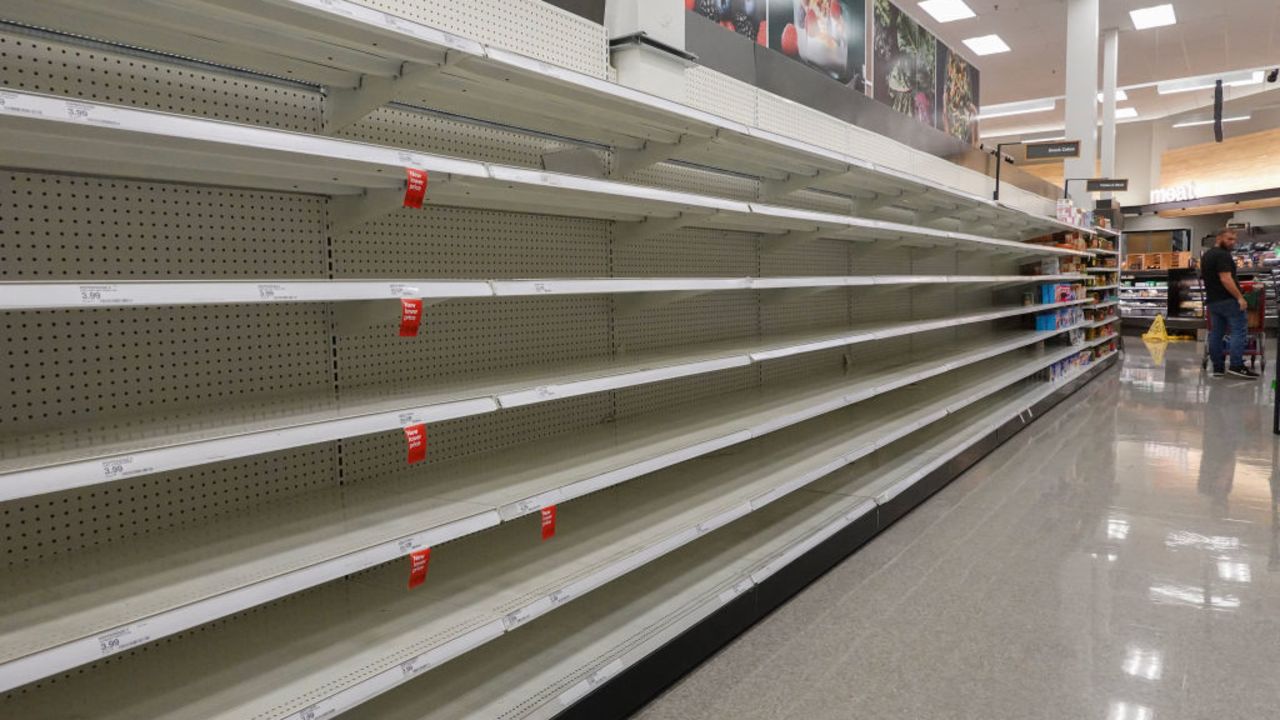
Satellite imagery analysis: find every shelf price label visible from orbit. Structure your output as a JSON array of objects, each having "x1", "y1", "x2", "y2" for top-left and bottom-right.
[
  {"x1": 540, "y1": 505, "x2": 557, "y2": 541},
  {"x1": 407, "y1": 547, "x2": 432, "y2": 589},
  {"x1": 399, "y1": 298, "x2": 423, "y2": 337},
  {"x1": 403, "y1": 167, "x2": 429, "y2": 208},
  {"x1": 404, "y1": 423, "x2": 428, "y2": 464}
]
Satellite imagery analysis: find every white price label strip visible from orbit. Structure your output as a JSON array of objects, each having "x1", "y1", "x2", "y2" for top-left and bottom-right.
[{"x1": 559, "y1": 659, "x2": 626, "y2": 706}]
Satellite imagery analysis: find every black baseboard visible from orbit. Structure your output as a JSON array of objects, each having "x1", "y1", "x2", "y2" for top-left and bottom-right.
[{"x1": 559, "y1": 354, "x2": 1117, "y2": 720}]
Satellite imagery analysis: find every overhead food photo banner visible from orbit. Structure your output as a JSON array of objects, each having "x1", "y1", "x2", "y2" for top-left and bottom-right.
[
  {"x1": 871, "y1": 0, "x2": 937, "y2": 128},
  {"x1": 767, "y1": 0, "x2": 867, "y2": 89},
  {"x1": 686, "y1": 0, "x2": 978, "y2": 146}
]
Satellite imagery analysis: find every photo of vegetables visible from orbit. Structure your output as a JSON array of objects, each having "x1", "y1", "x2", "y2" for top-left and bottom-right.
[
  {"x1": 872, "y1": 0, "x2": 937, "y2": 127},
  {"x1": 939, "y1": 46, "x2": 980, "y2": 144}
]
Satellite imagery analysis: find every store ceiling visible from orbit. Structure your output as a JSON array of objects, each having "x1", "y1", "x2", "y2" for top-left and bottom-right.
[{"x1": 908, "y1": 0, "x2": 1280, "y2": 136}]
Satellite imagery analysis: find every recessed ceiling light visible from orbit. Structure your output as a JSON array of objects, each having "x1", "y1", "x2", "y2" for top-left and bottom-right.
[
  {"x1": 1172, "y1": 114, "x2": 1251, "y2": 128},
  {"x1": 976, "y1": 98, "x2": 1056, "y2": 119},
  {"x1": 918, "y1": 0, "x2": 975, "y2": 23},
  {"x1": 1097, "y1": 89, "x2": 1129, "y2": 102},
  {"x1": 1130, "y1": 4, "x2": 1176, "y2": 30},
  {"x1": 1158, "y1": 70, "x2": 1265, "y2": 94},
  {"x1": 963, "y1": 34, "x2": 1011, "y2": 56},
  {"x1": 1115, "y1": 107, "x2": 1138, "y2": 119}
]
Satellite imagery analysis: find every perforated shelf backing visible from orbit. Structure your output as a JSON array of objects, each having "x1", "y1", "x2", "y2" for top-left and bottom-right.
[
  {"x1": 333, "y1": 296, "x2": 613, "y2": 398},
  {"x1": 0, "y1": 171, "x2": 329, "y2": 280},
  {"x1": 331, "y1": 206, "x2": 610, "y2": 279},
  {"x1": 0, "y1": 30, "x2": 322, "y2": 133},
  {"x1": 3, "y1": 446, "x2": 337, "y2": 568},
  {"x1": 350, "y1": 0, "x2": 608, "y2": 79},
  {"x1": 0, "y1": 305, "x2": 335, "y2": 439}
]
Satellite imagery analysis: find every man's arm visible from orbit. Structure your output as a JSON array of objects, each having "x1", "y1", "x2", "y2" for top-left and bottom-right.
[{"x1": 1220, "y1": 271, "x2": 1247, "y2": 311}]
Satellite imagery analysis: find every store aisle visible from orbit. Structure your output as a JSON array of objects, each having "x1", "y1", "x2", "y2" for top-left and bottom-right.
[{"x1": 636, "y1": 344, "x2": 1279, "y2": 720}]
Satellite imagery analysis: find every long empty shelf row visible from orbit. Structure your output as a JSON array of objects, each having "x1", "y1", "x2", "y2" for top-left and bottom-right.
[
  {"x1": 0, "y1": 341, "x2": 1103, "y2": 712},
  {"x1": 0, "y1": 325, "x2": 1086, "y2": 691},
  {"x1": 0, "y1": 299, "x2": 1089, "y2": 501},
  {"x1": 0, "y1": 274, "x2": 1087, "y2": 310},
  {"x1": 0, "y1": 0, "x2": 1088, "y2": 239},
  {"x1": 0, "y1": 91, "x2": 1087, "y2": 261},
  {"x1": 337, "y1": 353, "x2": 1115, "y2": 720}
]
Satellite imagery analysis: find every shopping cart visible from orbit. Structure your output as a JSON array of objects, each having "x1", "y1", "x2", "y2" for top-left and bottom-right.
[{"x1": 1201, "y1": 280, "x2": 1267, "y2": 371}]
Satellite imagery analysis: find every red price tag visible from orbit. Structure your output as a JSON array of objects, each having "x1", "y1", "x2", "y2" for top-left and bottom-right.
[
  {"x1": 404, "y1": 423, "x2": 427, "y2": 464},
  {"x1": 403, "y1": 167, "x2": 428, "y2": 208},
  {"x1": 399, "y1": 298, "x2": 423, "y2": 337},
  {"x1": 540, "y1": 505, "x2": 557, "y2": 541},
  {"x1": 407, "y1": 548, "x2": 431, "y2": 589}
]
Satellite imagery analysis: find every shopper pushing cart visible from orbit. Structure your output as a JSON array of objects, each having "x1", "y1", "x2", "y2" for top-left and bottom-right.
[{"x1": 1201, "y1": 228, "x2": 1262, "y2": 379}]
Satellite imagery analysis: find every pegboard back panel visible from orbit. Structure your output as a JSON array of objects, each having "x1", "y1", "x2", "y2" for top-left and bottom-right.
[
  {"x1": 0, "y1": 306, "x2": 335, "y2": 441},
  {"x1": 851, "y1": 245, "x2": 913, "y2": 275},
  {"x1": 615, "y1": 293, "x2": 758, "y2": 356},
  {"x1": 0, "y1": 171, "x2": 329, "y2": 280},
  {"x1": 1, "y1": 445, "x2": 337, "y2": 567},
  {"x1": 683, "y1": 67, "x2": 757, "y2": 127},
  {"x1": 611, "y1": 364, "x2": 759, "y2": 421},
  {"x1": 0, "y1": 29, "x2": 323, "y2": 132},
  {"x1": 760, "y1": 237, "x2": 851, "y2": 277},
  {"x1": 332, "y1": 206, "x2": 610, "y2": 279},
  {"x1": 332, "y1": 297, "x2": 612, "y2": 398},
  {"x1": 338, "y1": 392, "x2": 614, "y2": 487},
  {"x1": 910, "y1": 248, "x2": 959, "y2": 276},
  {"x1": 756, "y1": 347, "x2": 848, "y2": 388},
  {"x1": 759, "y1": 291, "x2": 849, "y2": 338},
  {"x1": 613, "y1": 227, "x2": 757, "y2": 277},
  {"x1": 619, "y1": 161, "x2": 761, "y2": 203},
  {"x1": 755, "y1": 92, "x2": 848, "y2": 158},
  {"x1": 351, "y1": 0, "x2": 608, "y2": 79},
  {"x1": 338, "y1": 106, "x2": 573, "y2": 169}
]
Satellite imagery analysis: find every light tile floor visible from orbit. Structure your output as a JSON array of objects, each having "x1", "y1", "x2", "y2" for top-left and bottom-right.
[{"x1": 636, "y1": 343, "x2": 1280, "y2": 720}]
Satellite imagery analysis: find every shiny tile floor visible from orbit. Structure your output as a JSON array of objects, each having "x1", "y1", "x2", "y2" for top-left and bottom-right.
[{"x1": 636, "y1": 343, "x2": 1280, "y2": 720}]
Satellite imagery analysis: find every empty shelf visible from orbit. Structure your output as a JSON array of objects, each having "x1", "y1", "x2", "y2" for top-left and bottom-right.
[
  {"x1": 0, "y1": 345, "x2": 1092, "y2": 714},
  {"x1": 0, "y1": 300, "x2": 1085, "y2": 501}
]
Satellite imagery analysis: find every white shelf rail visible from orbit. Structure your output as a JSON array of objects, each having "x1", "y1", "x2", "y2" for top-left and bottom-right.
[{"x1": 0, "y1": 274, "x2": 1088, "y2": 310}]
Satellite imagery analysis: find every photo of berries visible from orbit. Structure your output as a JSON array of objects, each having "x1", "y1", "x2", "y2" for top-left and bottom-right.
[
  {"x1": 766, "y1": 0, "x2": 865, "y2": 88},
  {"x1": 689, "y1": 0, "x2": 767, "y2": 46}
]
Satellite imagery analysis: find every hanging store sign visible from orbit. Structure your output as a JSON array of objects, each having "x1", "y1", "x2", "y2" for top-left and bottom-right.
[
  {"x1": 1086, "y1": 178, "x2": 1129, "y2": 192},
  {"x1": 1025, "y1": 140, "x2": 1081, "y2": 159}
]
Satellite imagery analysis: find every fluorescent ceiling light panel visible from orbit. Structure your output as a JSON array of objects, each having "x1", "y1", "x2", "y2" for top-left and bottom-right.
[
  {"x1": 1158, "y1": 70, "x2": 1264, "y2": 95},
  {"x1": 976, "y1": 98, "x2": 1055, "y2": 119},
  {"x1": 1097, "y1": 89, "x2": 1129, "y2": 102},
  {"x1": 1115, "y1": 107, "x2": 1138, "y2": 119},
  {"x1": 963, "y1": 34, "x2": 1010, "y2": 56},
  {"x1": 918, "y1": 0, "x2": 975, "y2": 23},
  {"x1": 1172, "y1": 115, "x2": 1251, "y2": 128},
  {"x1": 1130, "y1": 4, "x2": 1176, "y2": 30}
]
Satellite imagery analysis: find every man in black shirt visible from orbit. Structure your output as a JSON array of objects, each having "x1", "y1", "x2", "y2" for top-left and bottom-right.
[{"x1": 1201, "y1": 229, "x2": 1259, "y2": 378}]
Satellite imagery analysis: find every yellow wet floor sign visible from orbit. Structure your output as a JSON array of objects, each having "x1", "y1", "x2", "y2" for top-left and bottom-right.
[{"x1": 1142, "y1": 315, "x2": 1169, "y2": 341}]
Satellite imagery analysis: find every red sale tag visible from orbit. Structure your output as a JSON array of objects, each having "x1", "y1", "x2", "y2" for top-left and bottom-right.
[
  {"x1": 403, "y1": 167, "x2": 428, "y2": 208},
  {"x1": 399, "y1": 298, "x2": 423, "y2": 337},
  {"x1": 541, "y1": 505, "x2": 557, "y2": 541},
  {"x1": 407, "y1": 548, "x2": 431, "y2": 589},
  {"x1": 404, "y1": 423, "x2": 427, "y2": 464}
]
